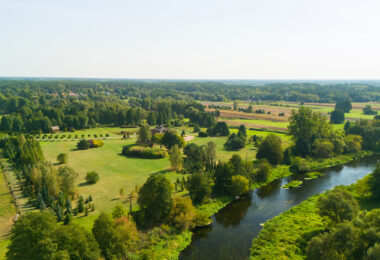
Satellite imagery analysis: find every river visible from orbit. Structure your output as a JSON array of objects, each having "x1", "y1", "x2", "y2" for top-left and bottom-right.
[{"x1": 179, "y1": 156, "x2": 379, "y2": 260}]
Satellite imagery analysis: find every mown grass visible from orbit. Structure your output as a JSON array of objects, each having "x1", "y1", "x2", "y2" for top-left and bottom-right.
[
  {"x1": 0, "y1": 239, "x2": 9, "y2": 259},
  {"x1": 0, "y1": 169, "x2": 16, "y2": 238},
  {"x1": 41, "y1": 138, "x2": 185, "y2": 214}
]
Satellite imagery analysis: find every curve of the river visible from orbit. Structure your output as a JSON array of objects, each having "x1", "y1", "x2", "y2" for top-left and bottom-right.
[{"x1": 180, "y1": 156, "x2": 379, "y2": 260}]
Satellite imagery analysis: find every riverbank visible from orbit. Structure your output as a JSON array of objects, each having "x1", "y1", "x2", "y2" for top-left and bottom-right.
[
  {"x1": 177, "y1": 151, "x2": 373, "y2": 259},
  {"x1": 250, "y1": 167, "x2": 379, "y2": 259}
]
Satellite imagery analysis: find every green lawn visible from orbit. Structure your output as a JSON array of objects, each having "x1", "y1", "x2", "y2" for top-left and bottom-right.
[
  {"x1": 41, "y1": 137, "x2": 185, "y2": 215},
  {"x1": 0, "y1": 170, "x2": 16, "y2": 239}
]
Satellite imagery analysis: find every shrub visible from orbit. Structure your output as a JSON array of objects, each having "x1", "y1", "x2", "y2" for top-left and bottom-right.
[
  {"x1": 77, "y1": 139, "x2": 90, "y2": 150},
  {"x1": 290, "y1": 157, "x2": 311, "y2": 173},
  {"x1": 230, "y1": 175, "x2": 250, "y2": 196},
  {"x1": 122, "y1": 146, "x2": 167, "y2": 159},
  {"x1": 312, "y1": 141, "x2": 334, "y2": 158},
  {"x1": 106, "y1": 133, "x2": 109, "y2": 137},
  {"x1": 256, "y1": 160, "x2": 272, "y2": 182},
  {"x1": 224, "y1": 133, "x2": 245, "y2": 150},
  {"x1": 256, "y1": 134, "x2": 283, "y2": 165},
  {"x1": 198, "y1": 131, "x2": 208, "y2": 137},
  {"x1": 86, "y1": 171, "x2": 100, "y2": 184},
  {"x1": 279, "y1": 112, "x2": 285, "y2": 116},
  {"x1": 57, "y1": 153, "x2": 68, "y2": 164},
  {"x1": 90, "y1": 139, "x2": 104, "y2": 148}
]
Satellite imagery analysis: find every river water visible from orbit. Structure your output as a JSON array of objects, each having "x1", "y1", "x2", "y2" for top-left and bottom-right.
[{"x1": 179, "y1": 156, "x2": 379, "y2": 260}]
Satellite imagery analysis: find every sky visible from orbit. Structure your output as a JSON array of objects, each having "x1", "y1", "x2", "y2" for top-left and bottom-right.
[{"x1": 1, "y1": 0, "x2": 380, "y2": 79}]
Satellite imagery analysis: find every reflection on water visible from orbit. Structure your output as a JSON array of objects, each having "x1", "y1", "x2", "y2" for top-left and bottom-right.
[
  {"x1": 180, "y1": 156, "x2": 379, "y2": 260},
  {"x1": 215, "y1": 193, "x2": 252, "y2": 227}
]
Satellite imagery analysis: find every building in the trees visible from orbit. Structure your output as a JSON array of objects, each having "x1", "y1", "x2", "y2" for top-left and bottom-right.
[
  {"x1": 151, "y1": 125, "x2": 169, "y2": 135},
  {"x1": 51, "y1": 126, "x2": 60, "y2": 133}
]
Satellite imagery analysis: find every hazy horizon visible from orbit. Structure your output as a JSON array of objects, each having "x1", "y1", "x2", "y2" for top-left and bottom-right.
[{"x1": 1, "y1": 0, "x2": 380, "y2": 79}]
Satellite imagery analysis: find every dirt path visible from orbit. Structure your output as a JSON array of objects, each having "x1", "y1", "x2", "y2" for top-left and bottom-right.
[{"x1": 184, "y1": 135, "x2": 195, "y2": 141}]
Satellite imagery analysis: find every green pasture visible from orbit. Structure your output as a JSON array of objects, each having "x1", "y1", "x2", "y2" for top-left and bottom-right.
[{"x1": 41, "y1": 138, "x2": 185, "y2": 214}]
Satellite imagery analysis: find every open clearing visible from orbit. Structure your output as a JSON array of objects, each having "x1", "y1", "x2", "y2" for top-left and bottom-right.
[{"x1": 41, "y1": 137, "x2": 183, "y2": 214}]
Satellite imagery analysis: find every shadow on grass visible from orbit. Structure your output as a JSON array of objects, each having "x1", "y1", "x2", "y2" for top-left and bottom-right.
[
  {"x1": 78, "y1": 182, "x2": 91, "y2": 187},
  {"x1": 151, "y1": 169, "x2": 171, "y2": 175}
]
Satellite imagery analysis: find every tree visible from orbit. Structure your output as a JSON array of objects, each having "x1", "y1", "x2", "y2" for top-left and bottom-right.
[
  {"x1": 58, "y1": 166, "x2": 78, "y2": 196},
  {"x1": 208, "y1": 122, "x2": 230, "y2": 136},
  {"x1": 290, "y1": 157, "x2": 310, "y2": 173},
  {"x1": 85, "y1": 171, "x2": 100, "y2": 184},
  {"x1": 233, "y1": 101, "x2": 239, "y2": 110},
  {"x1": 77, "y1": 196, "x2": 85, "y2": 213},
  {"x1": 256, "y1": 160, "x2": 271, "y2": 182},
  {"x1": 169, "y1": 144, "x2": 183, "y2": 172},
  {"x1": 312, "y1": 140, "x2": 334, "y2": 158},
  {"x1": 138, "y1": 175, "x2": 173, "y2": 223},
  {"x1": 213, "y1": 163, "x2": 233, "y2": 195},
  {"x1": 335, "y1": 100, "x2": 352, "y2": 113},
  {"x1": 363, "y1": 105, "x2": 377, "y2": 115},
  {"x1": 112, "y1": 205, "x2": 126, "y2": 219},
  {"x1": 230, "y1": 175, "x2": 250, "y2": 196},
  {"x1": 330, "y1": 109, "x2": 345, "y2": 124},
  {"x1": 114, "y1": 216, "x2": 139, "y2": 252},
  {"x1": 256, "y1": 134, "x2": 283, "y2": 165},
  {"x1": 187, "y1": 173, "x2": 212, "y2": 204},
  {"x1": 162, "y1": 130, "x2": 185, "y2": 149},
  {"x1": 369, "y1": 163, "x2": 380, "y2": 199},
  {"x1": 288, "y1": 106, "x2": 331, "y2": 156},
  {"x1": 92, "y1": 212, "x2": 123, "y2": 259},
  {"x1": 54, "y1": 224, "x2": 100, "y2": 260},
  {"x1": 137, "y1": 124, "x2": 151, "y2": 146},
  {"x1": 238, "y1": 124, "x2": 247, "y2": 138},
  {"x1": 56, "y1": 153, "x2": 68, "y2": 164},
  {"x1": 168, "y1": 197, "x2": 196, "y2": 230},
  {"x1": 224, "y1": 133, "x2": 245, "y2": 150},
  {"x1": 77, "y1": 139, "x2": 90, "y2": 150},
  {"x1": 7, "y1": 211, "x2": 58, "y2": 260},
  {"x1": 317, "y1": 187, "x2": 359, "y2": 223}
]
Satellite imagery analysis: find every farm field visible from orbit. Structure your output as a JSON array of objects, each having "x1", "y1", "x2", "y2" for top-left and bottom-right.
[{"x1": 202, "y1": 100, "x2": 378, "y2": 132}]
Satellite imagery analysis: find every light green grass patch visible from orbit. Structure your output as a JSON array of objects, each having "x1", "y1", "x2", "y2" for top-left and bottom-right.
[
  {"x1": 282, "y1": 180, "x2": 303, "y2": 189},
  {"x1": 305, "y1": 171, "x2": 324, "y2": 180}
]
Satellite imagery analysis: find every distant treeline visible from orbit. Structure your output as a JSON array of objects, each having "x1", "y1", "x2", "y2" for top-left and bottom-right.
[{"x1": 0, "y1": 79, "x2": 379, "y2": 102}]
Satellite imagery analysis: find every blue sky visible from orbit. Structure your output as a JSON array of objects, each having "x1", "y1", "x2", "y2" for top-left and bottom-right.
[{"x1": 1, "y1": 0, "x2": 379, "y2": 79}]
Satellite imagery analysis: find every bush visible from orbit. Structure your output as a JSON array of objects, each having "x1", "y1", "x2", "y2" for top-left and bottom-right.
[
  {"x1": 57, "y1": 153, "x2": 68, "y2": 164},
  {"x1": 256, "y1": 160, "x2": 272, "y2": 182},
  {"x1": 77, "y1": 139, "x2": 90, "y2": 150},
  {"x1": 122, "y1": 146, "x2": 167, "y2": 159},
  {"x1": 312, "y1": 141, "x2": 334, "y2": 158},
  {"x1": 230, "y1": 175, "x2": 250, "y2": 196},
  {"x1": 279, "y1": 112, "x2": 285, "y2": 116},
  {"x1": 90, "y1": 139, "x2": 104, "y2": 148},
  {"x1": 86, "y1": 171, "x2": 100, "y2": 184},
  {"x1": 290, "y1": 157, "x2": 311, "y2": 173},
  {"x1": 224, "y1": 133, "x2": 245, "y2": 150},
  {"x1": 198, "y1": 131, "x2": 208, "y2": 137}
]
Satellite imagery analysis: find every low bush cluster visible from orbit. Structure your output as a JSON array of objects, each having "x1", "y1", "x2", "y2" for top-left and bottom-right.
[{"x1": 122, "y1": 146, "x2": 167, "y2": 159}]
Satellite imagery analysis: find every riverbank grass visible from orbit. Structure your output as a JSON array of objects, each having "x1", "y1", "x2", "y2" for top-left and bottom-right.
[{"x1": 282, "y1": 180, "x2": 303, "y2": 189}]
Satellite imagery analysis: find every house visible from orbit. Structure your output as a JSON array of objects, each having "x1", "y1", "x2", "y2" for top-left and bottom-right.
[
  {"x1": 51, "y1": 126, "x2": 60, "y2": 133},
  {"x1": 151, "y1": 125, "x2": 169, "y2": 135}
]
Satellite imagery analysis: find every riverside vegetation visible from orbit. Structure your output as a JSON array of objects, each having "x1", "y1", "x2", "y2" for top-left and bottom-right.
[{"x1": 0, "y1": 80, "x2": 379, "y2": 259}]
